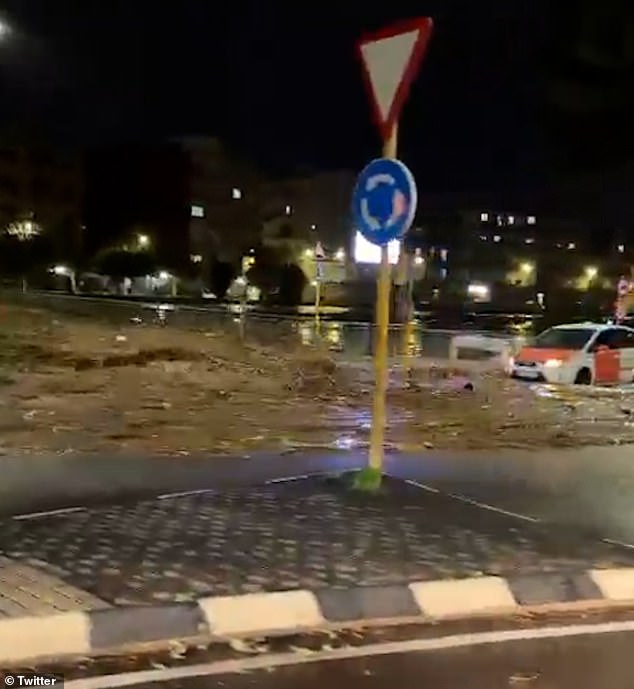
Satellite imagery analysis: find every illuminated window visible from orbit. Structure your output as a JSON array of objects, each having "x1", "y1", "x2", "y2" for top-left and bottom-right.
[
  {"x1": 480, "y1": 212, "x2": 489, "y2": 222},
  {"x1": 232, "y1": 187, "x2": 242, "y2": 200},
  {"x1": 527, "y1": 216, "x2": 536, "y2": 225},
  {"x1": 285, "y1": 204, "x2": 292, "y2": 215},
  {"x1": 440, "y1": 268, "x2": 447, "y2": 279},
  {"x1": 440, "y1": 248, "x2": 448, "y2": 261},
  {"x1": 480, "y1": 235, "x2": 487, "y2": 241},
  {"x1": 508, "y1": 215, "x2": 515, "y2": 225},
  {"x1": 567, "y1": 242, "x2": 576, "y2": 250},
  {"x1": 525, "y1": 238, "x2": 534, "y2": 244},
  {"x1": 618, "y1": 244, "x2": 625, "y2": 253},
  {"x1": 190, "y1": 254, "x2": 203, "y2": 263},
  {"x1": 493, "y1": 235, "x2": 501, "y2": 242},
  {"x1": 191, "y1": 205, "x2": 204, "y2": 218}
]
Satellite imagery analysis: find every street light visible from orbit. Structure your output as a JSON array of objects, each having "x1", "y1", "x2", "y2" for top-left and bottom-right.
[
  {"x1": 520, "y1": 261, "x2": 534, "y2": 274},
  {"x1": 6, "y1": 218, "x2": 41, "y2": 240},
  {"x1": 137, "y1": 233, "x2": 150, "y2": 248},
  {"x1": 0, "y1": 19, "x2": 11, "y2": 40},
  {"x1": 585, "y1": 266, "x2": 598, "y2": 279}
]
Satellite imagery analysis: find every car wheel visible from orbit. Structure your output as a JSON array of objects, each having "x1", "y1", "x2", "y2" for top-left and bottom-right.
[{"x1": 574, "y1": 368, "x2": 592, "y2": 385}]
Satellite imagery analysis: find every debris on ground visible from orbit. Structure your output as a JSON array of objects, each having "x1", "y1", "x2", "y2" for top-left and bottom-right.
[{"x1": 0, "y1": 302, "x2": 633, "y2": 455}]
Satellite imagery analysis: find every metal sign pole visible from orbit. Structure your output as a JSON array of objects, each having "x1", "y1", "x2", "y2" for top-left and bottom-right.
[
  {"x1": 368, "y1": 125, "x2": 398, "y2": 474},
  {"x1": 314, "y1": 243, "x2": 324, "y2": 334},
  {"x1": 403, "y1": 253, "x2": 415, "y2": 383},
  {"x1": 352, "y1": 16, "x2": 433, "y2": 491},
  {"x1": 314, "y1": 276, "x2": 321, "y2": 332}
]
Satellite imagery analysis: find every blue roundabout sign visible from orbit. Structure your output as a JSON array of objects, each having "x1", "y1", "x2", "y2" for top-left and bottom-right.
[{"x1": 351, "y1": 157, "x2": 417, "y2": 246}]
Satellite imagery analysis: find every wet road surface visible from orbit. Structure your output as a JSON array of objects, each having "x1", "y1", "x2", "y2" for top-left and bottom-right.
[
  {"x1": 385, "y1": 446, "x2": 634, "y2": 545},
  {"x1": 3, "y1": 445, "x2": 634, "y2": 546},
  {"x1": 51, "y1": 623, "x2": 634, "y2": 689}
]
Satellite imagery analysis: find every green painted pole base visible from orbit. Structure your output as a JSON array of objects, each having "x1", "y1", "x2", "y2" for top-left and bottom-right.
[{"x1": 352, "y1": 467, "x2": 382, "y2": 493}]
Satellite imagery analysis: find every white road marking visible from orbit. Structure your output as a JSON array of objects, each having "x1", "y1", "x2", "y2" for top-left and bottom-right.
[
  {"x1": 401, "y1": 477, "x2": 539, "y2": 523},
  {"x1": 404, "y1": 479, "x2": 440, "y2": 493},
  {"x1": 265, "y1": 474, "x2": 313, "y2": 484},
  {"x1": 66, "y1": 620, "x2": 634, "y2": 689},
  {"x1": 602, "y1": 538, "x2": 634, "y2": 551},
  {"x1": 157, "y1": 489, "x2": 214, "y2": 500},
  {"x1": 446, "y1": 492, "x2": 540, "y2": 523},
  {"x1": 12, "y1": 506, "x2": 86, "y2": 521}
]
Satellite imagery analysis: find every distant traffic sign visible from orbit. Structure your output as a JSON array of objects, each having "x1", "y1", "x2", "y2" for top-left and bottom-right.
[
  {"x1": 351, "y1": 157, "x2": 417, "y2": 247},
  {"x1": 357, "y1": 17, "x2": 433, "y2": 141}
]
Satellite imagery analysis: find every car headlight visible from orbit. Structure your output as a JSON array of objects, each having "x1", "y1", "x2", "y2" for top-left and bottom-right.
[{"x1": 544, "y1": 358, "x2": 563, "y2": 368}]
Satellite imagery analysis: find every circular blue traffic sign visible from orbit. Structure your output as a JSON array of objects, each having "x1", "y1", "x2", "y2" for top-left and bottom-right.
[{"x1": 351, "y1": 158, "x2": 417, "y2": 246}]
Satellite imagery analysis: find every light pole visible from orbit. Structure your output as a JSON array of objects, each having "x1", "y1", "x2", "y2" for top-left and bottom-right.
[{"x1": 0, "y1": 19, "x2": 11, "y2": 40}]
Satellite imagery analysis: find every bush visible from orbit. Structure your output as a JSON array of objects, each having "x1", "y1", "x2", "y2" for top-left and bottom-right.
[{"x1": 209, "y1": 260, "x2": 235, "y2": 299}]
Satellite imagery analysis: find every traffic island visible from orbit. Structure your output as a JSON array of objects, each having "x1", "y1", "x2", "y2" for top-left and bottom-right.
[{"x1": 2, "y1": 473, "x2": 634, "y2": 664}]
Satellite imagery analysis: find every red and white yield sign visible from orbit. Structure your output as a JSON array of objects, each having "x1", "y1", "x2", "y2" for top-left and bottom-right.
[{"x1": 356, "y1": 17, "x2": 433, "y2": 141}]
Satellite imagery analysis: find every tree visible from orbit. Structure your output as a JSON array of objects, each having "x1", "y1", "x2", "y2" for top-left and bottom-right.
[
  {"x1": 0, "y1": 225, "x2": 51, "y2": 291},
  {"x1": 246, "y1": 245, "x2": 285, "y2": 302},
  {"x1": 246, "y1": 243, "x2": 309, "y2": 305},
  {"x1": 47, "y1": 218, "x2": 85, "y2": 293},
  {"x1": 277, "y1": 263, "x2": 307, "y2": 305},
  {"x1": 209, "y1": 259, "x2": 235, "y2": 299}
]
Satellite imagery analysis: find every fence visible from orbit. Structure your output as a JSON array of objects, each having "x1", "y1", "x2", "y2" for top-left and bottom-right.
[{"x1": 2, "y1": 290, "x2": 527, "y2": 364}]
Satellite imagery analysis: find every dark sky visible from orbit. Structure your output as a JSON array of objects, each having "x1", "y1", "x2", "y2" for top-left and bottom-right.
[{"x1": 1, "y1": 1, "x2": 634, "y2": 200}]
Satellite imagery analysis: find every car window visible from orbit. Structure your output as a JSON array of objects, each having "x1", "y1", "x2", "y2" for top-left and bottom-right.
[
  {"x1": 593, "y1": 329, "x2": 624, "y2": 349},
  {"x1": 612, "y1": 329, "x2": 634, "y2": 348},
  {"x1": 533, "y1": 327, "x2": 595, "y2": 350}
]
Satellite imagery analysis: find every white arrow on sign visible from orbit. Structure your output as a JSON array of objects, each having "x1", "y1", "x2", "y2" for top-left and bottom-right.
[{"x1": 357, "y1": 17, "x2": 433, "y2": 140}]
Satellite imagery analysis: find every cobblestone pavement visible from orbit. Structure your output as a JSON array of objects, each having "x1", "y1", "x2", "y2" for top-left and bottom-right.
[
  {"x1": 1, "y1": 476, "x2": 633, "y2": 609},
  {"x1": 0, "y1": 555, "x2": 109, "y2": 617}
]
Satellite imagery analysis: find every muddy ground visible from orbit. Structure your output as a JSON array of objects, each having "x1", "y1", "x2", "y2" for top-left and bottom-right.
[{"x1": 0, "y1": 303, "x2": 632, "y2": 455}]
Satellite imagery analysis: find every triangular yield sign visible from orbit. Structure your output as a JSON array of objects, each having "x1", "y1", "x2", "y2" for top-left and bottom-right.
[{"x1": 357, "y1": 17, "x2": 433, "y2": 141}]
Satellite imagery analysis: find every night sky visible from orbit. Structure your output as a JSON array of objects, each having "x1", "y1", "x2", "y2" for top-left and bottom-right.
[{"x1": 1, "y1": 1, "x2": 634, "y2": 202}]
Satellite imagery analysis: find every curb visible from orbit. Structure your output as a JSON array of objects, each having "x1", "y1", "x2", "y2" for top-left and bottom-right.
[{"x1": 2, "y1": 568, "x2": 634, "y2": 665}]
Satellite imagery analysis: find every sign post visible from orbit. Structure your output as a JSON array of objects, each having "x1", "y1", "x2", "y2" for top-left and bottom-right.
[
  {"x1": 352, "y1": 17, "x2": 433, "y2": 489},
  {"x1": 314, "y1": 241, "x2": 325, "y2": 331}
]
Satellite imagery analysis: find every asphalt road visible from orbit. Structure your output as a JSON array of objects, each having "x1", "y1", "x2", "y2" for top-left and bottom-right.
[
  {"x1": 3, "y1": 445, "x2": 634, "y2": 546},
  {"x1": 51, "y1": 623, "x2": 634, "y2": 689},
  {"x1": 0, "y1": 450, "x2": 361, "y2": 517}
]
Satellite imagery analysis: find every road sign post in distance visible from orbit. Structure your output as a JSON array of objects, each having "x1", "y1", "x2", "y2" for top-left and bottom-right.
[{"x1": 353, "y1": 17, "x2": 433, "y2": 490}]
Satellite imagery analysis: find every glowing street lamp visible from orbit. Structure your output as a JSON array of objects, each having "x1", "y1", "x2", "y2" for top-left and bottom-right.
[
  {"x1": 520, "y1": 261, "x2": 534, "y2": 274},
  {"x1": 137, "y1": 233, "x2": 150, "y2": 248},
  {"x1": 0, "y1": 19, "x2": 11, "y2": 40},
  {"x1": 585, "y1": 266, "x2": 598, "y2": 280},
  {"x1": 6, "y1": 218, "x2": 41, "y2": 240}
]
